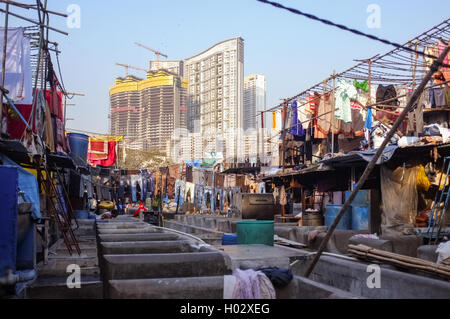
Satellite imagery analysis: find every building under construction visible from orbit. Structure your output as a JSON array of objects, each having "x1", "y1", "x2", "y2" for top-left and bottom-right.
[{"x1": 109, "y1": 70, "x2": 188, "y2": 152}]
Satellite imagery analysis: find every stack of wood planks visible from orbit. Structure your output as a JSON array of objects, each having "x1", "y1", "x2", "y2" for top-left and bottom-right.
[{"x1": 348, "y1": 244, "x2": 450, "y2": 280}]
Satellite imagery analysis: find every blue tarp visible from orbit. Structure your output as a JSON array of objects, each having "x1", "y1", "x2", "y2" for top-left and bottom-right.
[
  {"x1": 0, "y1": 154, "x2": 41, "y2": 221},
  {"x1": 356, "y1": 145, "x2": 398, "y2": 165},
  {"x1": 185, "y1": 160, "x2": 201, "y2": 168}
]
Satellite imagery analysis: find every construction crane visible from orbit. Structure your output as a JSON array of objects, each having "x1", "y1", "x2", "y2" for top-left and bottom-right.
[
  {"x1": 134, "y1": 42, "x2": 168, "y2": 71},
  {"x1": 115, "y1": 62, "x2": 147, "y2": 77}
]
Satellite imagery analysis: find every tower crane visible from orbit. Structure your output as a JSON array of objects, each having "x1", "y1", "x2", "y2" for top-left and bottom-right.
[
  {"x1": 115, "y1": 62, "x2": 147, "y2": 77},
  {"x1": 134, "y1": 42, "x2": 168, "y2": 71}
]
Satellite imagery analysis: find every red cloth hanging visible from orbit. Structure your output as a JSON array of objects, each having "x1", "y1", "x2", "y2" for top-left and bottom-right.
[
  {"x1": 89, "y1": 141, "x2": 117, "y2": 167},
  {"x1": 44, "y1": 89, "x2": 63, "y2": 121},
  {"x1": 5, "y1": 104, "x2": 33, "y2": 140}
]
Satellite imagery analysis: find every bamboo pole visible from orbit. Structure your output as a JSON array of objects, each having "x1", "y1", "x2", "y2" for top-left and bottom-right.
[{"x1": 304, "y1": 46, "x2": 450, "y2": 279}]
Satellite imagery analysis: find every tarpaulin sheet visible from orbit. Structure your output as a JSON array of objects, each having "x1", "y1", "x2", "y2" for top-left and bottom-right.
[
  {"x1": 380, "y1": 164, "x2": 419, "y2": 236},
  {"x1": 0, "y1": 154, "x2": 41, "y2": 221}
]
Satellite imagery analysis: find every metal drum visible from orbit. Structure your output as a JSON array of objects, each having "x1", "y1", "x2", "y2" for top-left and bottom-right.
[{"x1": 302, "y1": 210, "x2": 324, "y2": 226}]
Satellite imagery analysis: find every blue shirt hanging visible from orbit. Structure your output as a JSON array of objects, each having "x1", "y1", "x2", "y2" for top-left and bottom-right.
[{"x1": 289, "y1": 100, "x2": 305, "y2": 137}]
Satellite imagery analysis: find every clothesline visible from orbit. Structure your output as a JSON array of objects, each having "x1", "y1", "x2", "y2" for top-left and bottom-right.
[
  {"x1": 262, "y1": 20, "x2": 450, "y2": 114},
  {"x1": 265, "y1": 78, "x2": 450, "y2": 144}
]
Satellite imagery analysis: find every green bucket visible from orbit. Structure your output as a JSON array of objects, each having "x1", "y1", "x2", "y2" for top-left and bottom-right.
[{"x1": 237, "y1": 220, "x2": 274, "y2": 246}]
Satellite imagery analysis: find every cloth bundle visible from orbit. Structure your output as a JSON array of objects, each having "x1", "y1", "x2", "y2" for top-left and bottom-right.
[{"x1": 224, "y1": 269, "x2": 276, "y2": 299}]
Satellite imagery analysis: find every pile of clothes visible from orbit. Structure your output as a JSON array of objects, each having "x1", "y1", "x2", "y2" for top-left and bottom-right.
[{"x1": 224, "y1": 267, "x2": 293, "y2": 299}]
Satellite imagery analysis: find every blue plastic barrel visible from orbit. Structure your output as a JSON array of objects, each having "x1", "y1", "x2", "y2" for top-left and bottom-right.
[
  {"x1": 222, "y1": 234, "x2": 238, "y2": 245},
  {"x1": 324, "y1": 205, "x2": 352, "y2": 230},
  {"x1": 68, "y1": 133, "x2": 89, "y2": 165},
  {"x1": 351, "y1": 206, "x2": 369, "y2": 230},
  {"x1": 75, "y1": 210, "x2": 89, "y2": 219}
]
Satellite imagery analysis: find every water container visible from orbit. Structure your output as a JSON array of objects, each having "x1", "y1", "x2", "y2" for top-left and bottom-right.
[
  {"x1": 75, "y1": 210, "x2": 89, "y2": 220},
  {"x1": 324, "y1": 205, "x2": 352, "y2": 230},
  {"x1": 68, "y1": 133, "x2": 89, "y2": 165},
  {"x1": 351, "y1": 206, "x2": 369, "y2": 230},
  {"x1": 222, "y1": 234, "x2": 238, "y2": 245},
  {"x1": 303, "y1": 211, "x2": 324, "y2": 226},
  {"x1": 345, "y1": 190, "x2": 369, "y2": 206},
  {"x1": 237, "y1": 220, "x2": 274, "y2": 246}
]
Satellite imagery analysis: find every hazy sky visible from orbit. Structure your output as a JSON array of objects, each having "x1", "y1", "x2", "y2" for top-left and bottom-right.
[{"x1": 6, "y1": 0, "x2": 450, "y2": 134}]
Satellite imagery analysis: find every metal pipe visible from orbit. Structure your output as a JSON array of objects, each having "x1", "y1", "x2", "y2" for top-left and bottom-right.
[
  {"x1": 0, "y1": 8, "x2": 68, "y2": 35},
  {"x1": 304, "y1": 46, "x2": 450, "y2": 278},
  {"x1": 0, "y1": 2, "x2": 9, "y2": 134}
]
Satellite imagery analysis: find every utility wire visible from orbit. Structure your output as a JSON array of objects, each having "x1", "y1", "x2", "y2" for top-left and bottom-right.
[{"x1": 256, "y1": 0, "x2": 449, "y2": 65}]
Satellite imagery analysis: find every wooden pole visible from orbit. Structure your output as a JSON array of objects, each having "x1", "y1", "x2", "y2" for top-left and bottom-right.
[{"x1": 304, "y1": 46, "x2": 450, "y2": 278}]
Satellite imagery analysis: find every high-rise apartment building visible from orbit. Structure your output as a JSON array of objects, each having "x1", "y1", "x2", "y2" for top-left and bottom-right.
[
  {"x1": 184, "y1": 37, "x2": 244, "y2": 162},
  {"x1": 109, "y1": 70, "x2": 188, "y2": 152},
  {"x1": 109, "y1": 75, "x2": 143, "y2": 150},
  {"x1": 149, "y1": 60, "x2": 184, "y2": 77},
  {"x1": 243, "y1": 74, "x2": 266, "y2": 132}
]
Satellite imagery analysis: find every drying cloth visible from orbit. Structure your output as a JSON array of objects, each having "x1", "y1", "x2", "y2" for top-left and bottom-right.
[
  {"x1": 223, "y1": 275, "x2": 237, "y2": 299},
  {"x1": 227, "y1": 270, "x2": 276, "y2": 300},
  {"x1": 297, "y1": 99, "x2": 311, "y2": 124},
  {"x1": 290, "y1": 100, "x2": 305, "y2": 137},
  {"x1": 257, "y1": 272, "x2": 277, "y2": 299},
  {"x1": 0, "y1": 27, "x2": 32, "y2": 104},
  {"x1": 258, "y1": 267, "x2": 293, "y2": 288},
  {"x1": 258, "y1": 182, "x2": 266, "y2": 194},
  {"x1": 88, "y1": 138, "x2": 108, "y2": 159},
  {"x1": 273, "y1": 186, "x2": 279, "y2": 202},
  {"x1": 317, "y1": 92, "x2": 333, "y2": 135},
  {"x1": 279, "y1": 185, "x2": 287, "y2": 206},
  {"x1": 335, "y1": 78, "x2": 357, "y2": 123},
  {"x1": 436, "y1": 241, "x2": 450, "y2": 265},
  {"x1": 354, "y1": 79, "x2": 369, "y2": 92},
  {"x1": 232, "y1": 269, "x2": 260, "y2": 299}
]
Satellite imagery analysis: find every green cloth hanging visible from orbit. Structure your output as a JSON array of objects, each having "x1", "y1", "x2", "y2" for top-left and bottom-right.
[{"x1": 353, "y1": 79, "x2": 369, "y2": 93}]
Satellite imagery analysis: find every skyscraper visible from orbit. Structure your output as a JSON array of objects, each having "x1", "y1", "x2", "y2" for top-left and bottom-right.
[
  {"x1": 184, "y1": 37, "x2": 244, "y2": 162},
  {"x1": 244, "y1": 74, "x2": 266, "y2": 132},
  {"x1": 109, "y1": 70, "x2": 188, "y2": 152}
]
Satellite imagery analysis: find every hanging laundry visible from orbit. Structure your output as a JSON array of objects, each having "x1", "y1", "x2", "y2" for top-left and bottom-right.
[
  {"x1": 353, "y1": 79, "x2": 369, "y2": 92},
  {"x1": 351, "y1": 107, "x2": 365, "y2": 137},
  {"x1": 6, "y1": 104, "x2": 32, "y2": 140},
  {"x1": 438, "y1": 39, "x2": 449, "y2": 70},
  {"x1": 0, "y1": 27, "x2": 32, "y2": 104},
  {"x1": 335, "y1": 78, "x2": 357, "y2": 123},
  {"x1": 289, "y1": 100, "x2": 305, "y2": 137},
  {"x1": 279, "y1": 185, "x2": 287, "y2": 206},
  {"x1": 445, "y1": 86, "x2": 450, "y2": 106},
  {"x1": 432, "y1": 87, "x2": 447, "y2": 108},
  {"x1": 376, "y1": 84, "x2": 398, "y2": 108},
  {"x1": 89, "y1": 141, "x2": 117, "y2": 167},
  {"x1": 44, "y1": 85, "x2": 63, "y2": 121},
  {"x1": 424, "y1": 43, "x2": 439, "y2": 68},
  {"x1": 364, "y1": 108, "x2": 373, "y2": 131},
  {"x1": 272, "y1": 111, "x2": 276, "y2": 129},
  {"x1": 297, "y1": 99, "x2": 311, "y2": 124},
  {"x1": 88, "y1": 138, "x2": 109, "y2": 161},
  {"x1": 43, "y1": 101, "x2": 55, "y2": 152},
  {"x1": 317, "y1": 92, "x2": 333, "y2": 135}
]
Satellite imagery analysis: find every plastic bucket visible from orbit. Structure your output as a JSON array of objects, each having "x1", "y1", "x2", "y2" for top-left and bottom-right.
[
  {"x1": 351, "y1": 206, "x2": 369, "y2": 230},
  {"x1": 75, "y1": 210, "x2": 89, "y2": 220},
  {"x1": 324, "y1": 205, "x2": 352, "y2": 230},
  {"x1": 237, "y1": 220, "x2": 274, "y2": 246},
  {"x1": 68, "y1": 133, "x2": 89, "y2": 165},
  {"x1": 222, "y1": 234, "x2": 238, "y2": 245}
]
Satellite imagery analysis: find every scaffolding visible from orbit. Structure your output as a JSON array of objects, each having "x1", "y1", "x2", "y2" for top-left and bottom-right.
[{"x1": 0, "y1": 1, "x2": 82, "y2": 255}]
